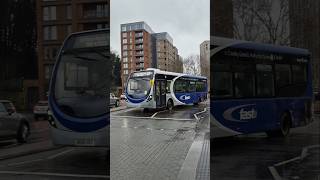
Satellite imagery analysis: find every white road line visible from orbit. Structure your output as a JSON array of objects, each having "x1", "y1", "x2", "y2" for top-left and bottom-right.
[
  {"x1": 177, "y1": 133, "x2": 205, "y2": 180},
  {"x1": 113, "y1": 115, "x2": 194, "y2": 121},
  {"x1": 153, "y1": 117, "x2": 194, "y2": 121},
  {"x1": 194, "y1": 108, "x2": 207, "y2": 121},
  {"x1": 301, "y1": 144, "x2": 320, "y2": 158},
  {"x1": 269, "y1": 144, "x2": 320, "y2": 180},
  {"x1": 274, "y1": 156, "x2": 301, "y2": 167},
  {"x1": 151, "y1": 110, "x2": 168, "y2": 118},
  {"x1": 0, "y1": 171, "x2": 109, "y2": 179},
  {"x1": 8, "y1": 158, "x2": 44, "y2": 166},
  {"x1": 47, "y1": 148, "x2": 74, "y2": 160},
  {"x1": 268, "y1": 166, "x2": 282, "y2": 180}
]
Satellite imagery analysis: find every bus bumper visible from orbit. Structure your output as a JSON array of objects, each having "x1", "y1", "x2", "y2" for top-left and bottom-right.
[
  {"x1": 126, "y1": 100, "x2": 156, "y2": 109},
  {"x1": 51, "y1": 127, "x2": 109, "y2": 147},
  {"x1": 210, "y1": 116, "x2": 241, "y2": 138}
]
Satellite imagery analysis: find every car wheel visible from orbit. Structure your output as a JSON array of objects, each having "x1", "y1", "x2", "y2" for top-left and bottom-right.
[
  {"x1": 167, "y1": 99, "x2": 174, "y2": 111},
  {"x1": 17, "y1": 122, "x2": 29, "y2": 143}
]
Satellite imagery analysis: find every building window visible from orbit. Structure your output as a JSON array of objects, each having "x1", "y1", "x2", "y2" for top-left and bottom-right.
[
  {"x1": 122, "y1": 33, "x2": 127, "y2": 38},
  {"x1": 123, "y1": 45, "x2": 127, "y2": 50},
  {"x1": 123, "y1": 57, "x2": 128, "y2": 63},
  {"x1": 45, "y1": 65, "x2": 53, "y2": 79},
  {"x1": 44, "y1": 47, "x2": 59, "y2": 61},
  {"x1": 66, "y1": 5, "x2": 72, "y2": 19},
  {"x1": 123, "y1": 63, "x2": 128, "y2": 69},
  {"x1": 124, "y1": 70, "x2": 129, "y2": 75},
  {"x1": 122, "y1": 39, "x2": 127, "y2": 44},
  {"x1": 44, "y1": 26, "x2": 57, "y2": 40},
  {"x1": 97, "y1": 4, "x2": 108, "y2": 17},
  {"x1": 43, "y1": 6, "x2": 56, "y2": 21},
  {"x1": 121, "y1": 26, "x2": 126, "y2": 32},
  {"x1": 123, "y1": 51, "x2": 128, "y2": 56}
]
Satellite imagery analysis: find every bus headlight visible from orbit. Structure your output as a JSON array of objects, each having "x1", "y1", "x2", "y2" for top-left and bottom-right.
[{"x1": 147, "y1": 95, "x2": 153, "y2": 102}]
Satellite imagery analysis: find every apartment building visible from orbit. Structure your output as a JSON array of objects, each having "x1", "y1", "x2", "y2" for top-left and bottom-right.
[
  {"x1": 36, "y1": 0, "x2": 109, "y2": 99},
  {"x1": 120, "y1": 22, "x2": 183, "y2": 90},
  {"x1": 200, "y1": 40, "x2": 210, "y2": 86},
  {"x1": 152, "y1": 32, "x2": 182, "y2": 73},
  {"x1": 290, "y1": 0, "x2": 320, "y2": 93},
  {"x1": 120, "y1": 22, "x2": 154, "y2": 88}
]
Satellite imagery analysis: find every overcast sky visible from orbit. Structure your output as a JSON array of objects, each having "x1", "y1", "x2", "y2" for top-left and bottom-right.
[{"x1": 110, "y1": 0, "x2": 209, "y2": 59}]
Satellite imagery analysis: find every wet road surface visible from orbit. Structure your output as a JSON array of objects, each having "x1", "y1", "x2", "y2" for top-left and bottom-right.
[
  {"x1": 111, "y1": 104, "x2": 209, "y2": 180},
  {"x1": 211, "y1": 115, "x2": 320, "y2": 180}
]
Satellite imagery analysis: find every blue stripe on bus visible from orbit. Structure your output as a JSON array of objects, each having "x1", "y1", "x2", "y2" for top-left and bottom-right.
[
  {"x1": 174, "y1": 92, "x2": 207, "y2": 104},
  {"x1": 49, "y1": 96, "x2": 109, "y2": 132},
  {"x1": 125, "y1": 92, "x2": 147, "y2": 104},
  {"x1": 211, "y1": 97, "x2": 310, "y2": 134}
]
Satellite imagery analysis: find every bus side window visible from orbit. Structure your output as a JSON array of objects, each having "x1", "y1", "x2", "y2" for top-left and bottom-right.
[
  {"x1": 212, "y1": 72, "x2": 233, "y2": 98},
  {"x1": 291, "y1": 64, "x2": 307, "y2": 96},
  {"x1": 256, "y1": 64, "x2": 274, "y2": 97},
  {"x1": 234, "y1": 73, "x2": 255, "y2": 98},
  {"x1": 275, "y1": 64, "x2": 292, "y2": 97},
  {"x1": 196, "y1": 81, "x2": 205, "y2": 92},
  {"x1": 174, "y1": 79, "x2": 186, "y2": 93},
  {"x1": 188, "y1": 81, "x2": 196, "y2": 92}
]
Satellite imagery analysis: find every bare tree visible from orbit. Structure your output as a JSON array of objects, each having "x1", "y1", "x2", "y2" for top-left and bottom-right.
[
  {"x1": 233, "y1": 0, "x2": 290, "y2": 45},
  {"x1": 183, "y1": 55, "x2": 201, "y2": 75}
]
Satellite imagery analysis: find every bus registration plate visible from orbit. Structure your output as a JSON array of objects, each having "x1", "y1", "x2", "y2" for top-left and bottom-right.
[{"x1": 74, "y1": 138, "x2": 95, "y2": 146}]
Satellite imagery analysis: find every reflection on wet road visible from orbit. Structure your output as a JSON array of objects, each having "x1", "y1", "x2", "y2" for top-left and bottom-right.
[
  {"x1": 111, "y1": 104, "x2": 210, "y2": 180},
  {"x1": 211, "y1": 115, "x2": 320, "y2": 180}
]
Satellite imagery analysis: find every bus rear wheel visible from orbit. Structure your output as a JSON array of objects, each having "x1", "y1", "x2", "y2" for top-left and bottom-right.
[
  {"x1": 167, "y1": 99, "x2": 173, "y2": 111},
  {"x1": 266, "y1": 113, "x2": 291, "y2": 137}
]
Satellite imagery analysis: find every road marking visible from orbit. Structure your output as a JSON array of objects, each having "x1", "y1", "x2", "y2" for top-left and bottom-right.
[
  {"x1": 8, "y1": 158, "x2": 44, "y2": 166},
  {"x1": 47, "y1": 148, "x2": 74, "y2": 160},
  {"x1": 269, "y1": 144, "x2": 320, "y2": 180},
  {"x1": 112, "y1": 115, "x2": 194, "y2": 121},
  {"x1": 268, "y1": 166, "x2": 282, "y2": 180},
  {"x1": 194, "y1": 108, "x2": 207, "y2": 121},
  {"x1": 177, "y1": 133, "x2": 205, "y2": 180},
  {"x1": 151, "y1": 110, "x2": 168, "y2": 118},
  {"x1": 0, "y1": 171, "x2": 109, "y2": 179}
]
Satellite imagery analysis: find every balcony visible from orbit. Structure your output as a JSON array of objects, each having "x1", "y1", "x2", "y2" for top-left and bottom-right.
[
  {"x1": 136, "y1": 58, "x2": 144, "y2": 63},
  {"x1": 135, "y1": 33, "x2": 143, "y2": 38},
  {"x1": 83, "y1": 10, "x2": 108, "y2": 19},
  {"x1": 135, "y1": 38, "x2": 143, "y2": 44},
  {"x1": 135, "y1": 51, "x2": 144, "y2": 56},
  {"x1": 135, "y1": 45, "x2": 143, "y2": 50}
]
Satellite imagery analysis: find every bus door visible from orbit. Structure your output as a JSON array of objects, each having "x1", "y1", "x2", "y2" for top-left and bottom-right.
[{"x1": 155, "y1": 80, "x2": 166, "y2": 108}]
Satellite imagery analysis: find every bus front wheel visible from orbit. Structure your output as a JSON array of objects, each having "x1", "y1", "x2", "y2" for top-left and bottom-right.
[
  {"x1": 266, "y1": 113, "x2": 291, "y2": 137},
  {"x1": 167, "y1": 99, "x2": 173, "y2": 111}
]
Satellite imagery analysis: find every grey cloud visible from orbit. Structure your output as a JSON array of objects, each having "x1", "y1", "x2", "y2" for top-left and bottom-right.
[{"x1": 110, "y1": 0, "x2": 209, "y2": 58}]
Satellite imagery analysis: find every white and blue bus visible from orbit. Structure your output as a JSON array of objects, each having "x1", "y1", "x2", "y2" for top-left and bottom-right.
[
  {"x1": 125, "y1": 68, "x2": 208, "y2": 110},
  {"x1": 48, "y1": 29, "x2": 109, "y2": 146},
  {"x1": 211, "y1": 36, "x2": 313, "y2": 138}
]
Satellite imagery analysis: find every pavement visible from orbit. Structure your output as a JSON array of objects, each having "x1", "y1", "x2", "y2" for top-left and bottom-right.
[{"x1": 110, "y1": 103, "x2": 210, "y2": 180}]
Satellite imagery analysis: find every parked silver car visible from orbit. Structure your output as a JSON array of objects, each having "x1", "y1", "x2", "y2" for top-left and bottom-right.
[
  {"x1": 0, "y1": 100, "x2": 30, "y2": 143},
  {"x1": 33, "y1": 100, "x2": 49, "y2": 120},
  {"x1": 110, "y1": 93, "x2": 120, "y2": 107}
]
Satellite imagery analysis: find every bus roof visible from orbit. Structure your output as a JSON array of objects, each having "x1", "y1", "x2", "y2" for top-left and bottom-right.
[
  {"x1": 142, "y1": 68, "x2": 207, "y2": 80},
  {"x1": 211, "y1": 36, "x2": 310, "y2": 56}
]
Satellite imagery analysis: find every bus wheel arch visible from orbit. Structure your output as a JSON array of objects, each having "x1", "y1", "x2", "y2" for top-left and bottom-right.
[
  {"x1": 266, "y1": 111, "x2": 292, "y2": 137},
  {"x1": 167, "y1": 99, "x2": 174, "y2": 111}
]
